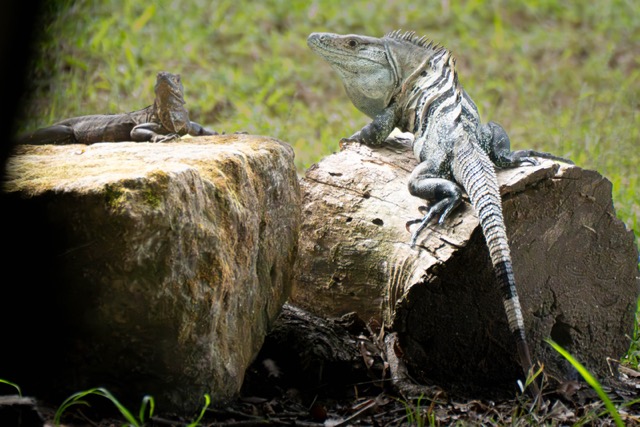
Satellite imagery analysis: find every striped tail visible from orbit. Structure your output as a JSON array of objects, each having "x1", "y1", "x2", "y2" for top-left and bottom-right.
[{"x1": 452, "y1": 136, "x2": 537, "y2": 393}]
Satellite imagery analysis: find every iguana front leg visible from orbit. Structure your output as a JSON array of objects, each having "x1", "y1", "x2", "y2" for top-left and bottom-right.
[
  {"x1": 130, "y1": 122, "x2": 180, "y2": 143},
  {"x1": 482, "y1": 121, "x2": 574, "y2": 167},
  {"x1": 341, "y1": 103, "x2": 398, "y2": 146}
]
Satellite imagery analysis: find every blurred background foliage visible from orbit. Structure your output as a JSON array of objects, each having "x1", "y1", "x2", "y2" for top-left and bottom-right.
[{"x1": 15, "y1": 0, "x2": 639, "y2": 240}]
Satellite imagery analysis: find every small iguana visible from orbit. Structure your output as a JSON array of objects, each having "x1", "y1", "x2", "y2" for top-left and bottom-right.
[
  {"x1": 16, "y1": 71, "x2": 217, "y2": 145},
  {"x1": 308, "y1": 30, "x2": 573, "y2": 395}
]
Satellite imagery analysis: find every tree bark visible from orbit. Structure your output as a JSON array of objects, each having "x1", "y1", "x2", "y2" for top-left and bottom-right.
[
  {"x1": 291, "y1": 138, "x2": 639, "y2": 392},
  {"x1": 242, "y1": 303, "x2": 375, "y2": 397}
]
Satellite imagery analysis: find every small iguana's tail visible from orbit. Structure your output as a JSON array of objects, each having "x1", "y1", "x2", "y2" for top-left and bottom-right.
[{"x1": 452, "y1": 135, "x2": 538, "y2": 394}]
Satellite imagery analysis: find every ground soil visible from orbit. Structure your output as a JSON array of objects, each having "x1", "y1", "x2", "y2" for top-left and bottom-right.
[{"x1": 5, "y1": 317, "x2": 639, "y2": 427}]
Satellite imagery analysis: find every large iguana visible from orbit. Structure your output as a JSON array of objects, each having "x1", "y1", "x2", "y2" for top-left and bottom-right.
[
  {"x1": 16, "y1": 71, "x2": 217, "y2": 145},
  {"x1": 308, "y1": 30, "x2": 573, "y2": 395}
]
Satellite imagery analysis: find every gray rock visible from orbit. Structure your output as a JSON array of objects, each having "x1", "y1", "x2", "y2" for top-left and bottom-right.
[{"x1": 1, "y1": 135, "x2": 301, "y2": 414}]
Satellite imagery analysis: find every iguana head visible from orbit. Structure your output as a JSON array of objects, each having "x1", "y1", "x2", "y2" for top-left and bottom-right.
[
  {"x1": 155, "y1": 71, "x2": 185, "y2": 103},
  {"x1": 154, "y1": 71, "x2": 190, "y2": 135},
  {"x1": 307, "y1": 31, "x2": 441, "y2": 118}
]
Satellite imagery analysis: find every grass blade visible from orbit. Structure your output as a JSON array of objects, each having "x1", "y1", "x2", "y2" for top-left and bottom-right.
[
  {"x1": 546, "y1": 338, "x2": 624, "y2": 427},
  {"x1": 186, "y1": 393, "x2": 211, "y2": 427},
  {"x1": 53, "y1": 387, "x2": 151, "y2": 427},
  {"x1": 0, "y1": 379, "x2": 22, "y2": 397}
]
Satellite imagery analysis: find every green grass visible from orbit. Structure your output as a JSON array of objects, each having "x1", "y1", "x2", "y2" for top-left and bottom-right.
[
  {"x1": 622, "y1": 296, "x2": 640, "y2": 372},
  {"x1": 52, "y1": 387, "x2": 211, "y2": 427},
  {"x1": 398, "y1": 394, "x2": 430, "y2": 427},
  {"x1": 54, "y1": 387, "x2": 155, "y2": 426},
  {"x1": 14, "y1": 0, "x2": 640, "y2": 363},
  {"x1": 547, "y1": 338, "x2": 625, "y2": 427},
  {"x1": 0, "y1": 378, "x2": 22, "y2": 396}
]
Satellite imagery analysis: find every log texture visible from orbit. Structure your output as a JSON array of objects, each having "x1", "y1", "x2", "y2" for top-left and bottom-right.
[
  {"x1": 291, "y1": 138, "x2": 639, "y2": 392},
  {"x1": 1, "y1": 135, "x2": 300, "y2": 414}
]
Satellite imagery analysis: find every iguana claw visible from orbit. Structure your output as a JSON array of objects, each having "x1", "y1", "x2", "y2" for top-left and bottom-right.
[
  {"x1": 405, "y1": 218, "x2": 422, "y2": 233},
  {"x1": 153, "y1": 133, "x2": 180, "y2": 143}
]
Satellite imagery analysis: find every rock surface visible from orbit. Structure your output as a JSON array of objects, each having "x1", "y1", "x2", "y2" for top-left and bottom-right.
[
  {"x1": 291, "y1": 138, "x2": 639, "y2": 392},
  {"x1": 1, "y1": 135, "x2": 301, "y2": 414}
]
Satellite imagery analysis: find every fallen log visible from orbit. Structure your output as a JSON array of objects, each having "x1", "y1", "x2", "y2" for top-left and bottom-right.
[
  {"x1": 241, "y1": 303, "x2": 377, "y2": 401},
  {"x1": 291, "y1": 137, "x2": 639, "y2": 393}
]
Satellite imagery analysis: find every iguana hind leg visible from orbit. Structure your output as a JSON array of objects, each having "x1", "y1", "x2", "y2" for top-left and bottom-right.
[
  {"x1": 16, "y1": 125, "x2": 77, "y2": 145},
  {"x1": 406, "y1": 161, "x2": 462, "y2": 247},
  {"x1": 188, "y1": 121, "x2": 218, "y2": 136},
  {"x1": 131, "y1": 122, "x2": 180, "y2": 143},
  {"x1": 483, "y1": 121, "x2": 574, "y2": 167},
  {"x1": 505, "y1": 148, "x2": 574, "y2": 166}
]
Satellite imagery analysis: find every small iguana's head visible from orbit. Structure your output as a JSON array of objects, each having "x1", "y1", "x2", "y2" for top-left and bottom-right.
[
  {"x1": 307, "y1": 32, "x2": 400, "y2": 118},
  {"x1": 155, "y1": 71, "x2": 185, "y2": 102},
  {"x1": 155, "y1": 71, "x2": 190, "y2": 134}
]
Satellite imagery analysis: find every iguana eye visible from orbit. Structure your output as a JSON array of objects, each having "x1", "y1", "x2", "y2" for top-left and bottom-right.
[{"x1": 347, "y1": 39, "x2": 358, "y2": 47}]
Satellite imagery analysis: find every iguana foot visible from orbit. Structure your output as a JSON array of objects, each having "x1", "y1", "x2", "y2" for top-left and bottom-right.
[
  {"x1": 407, "y1": 198, "x2": 460, "y2": 247},
  {"x1": 339, "y1": 128, "x2": 385, "y2": 146},
  {"x1": 504, "y1": 154, "x2": 540, "y2": 167},
  {"x1": 152, "y1": 133, "x2": 180, "y2": 143},
  {"x1": 405, "y1": 218, "x2": 421, "y2": 233},
  {"x1": 496, "y1": 150, "x2": 574, "y2": 168},
  {"x1": 404, "y1": 206, "x2": 429, "y2": 232},
  {"x1": 339, "y1": 135, "x2": 364, "y2": 145}
]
